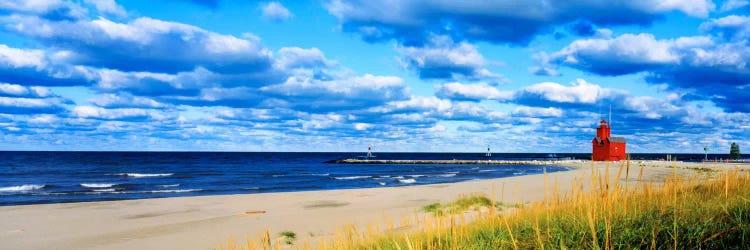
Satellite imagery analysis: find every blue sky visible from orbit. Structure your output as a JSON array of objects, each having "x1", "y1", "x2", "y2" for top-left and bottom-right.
[{"x1": 0, "y1": 0, "x2": 749, "y2": 153}]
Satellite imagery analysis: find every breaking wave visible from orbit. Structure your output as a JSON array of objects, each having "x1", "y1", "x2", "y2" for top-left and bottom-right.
[
  {"x1": 81, "y1": 183, "x2": 117, "y2": 188},
  {"x1": 117, "y1": 173, "x2": 173, "y2": 178},
  {"x1": 334, "y1": 176, "x2": 372, "y2": 180},
  {"x1": 397, "y1": 178, "x2": 416, "y2": 184},
  {"x1": 0, "y1": 184, "x2": 46, "y2": 192}
]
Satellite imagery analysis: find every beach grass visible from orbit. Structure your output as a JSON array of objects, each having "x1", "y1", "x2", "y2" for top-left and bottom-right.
[{"x1": 220, "y1": 161, "x2": 750, "y2": 249}]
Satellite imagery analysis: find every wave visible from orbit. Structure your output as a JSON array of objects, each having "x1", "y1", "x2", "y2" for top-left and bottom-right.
[
  {"x1": 334, "y1": 175, "x2": 372, "y2": 180},
  {"x1": 306, "y1": 173, "x2": 330, "y2": 177},
  {"x1": 446, "y1": 171, "x2": 460, "y2": 174},
  {"x1": 397, "y1": 178, "x2": 416, "y2": 184},
  {"x1": 0, "y1": 184, "x2": 46, "y2": 192},
  {"x1": 145, "y1": 189, "x2": 201, "y2": 193},
  {"x1": 478, "y1": 170, "x2": 497, "y2": 172},
  {"x1": 378, "y1": 182, "x2": 387, "y2": 186},
  {"x1": 81, "y1": 183, "x2": 117, "y2": 188},
  {"x1": 157, "y1": 184, "x2": 181, "y2": 188},
  {"x1": 408, "y1": 174, "x2": 425, "y2": 178},
  {"x1": 88, "y1": 189, "x2": 202, "y2": 194},
  {"x1": 92, "y1": 188, "x2": 116, "y2": 192},
  {"x1": 117, "y1": 173, "x2": 173, "y2": 178},
  {"x1": 435, "y1": 173, "x2": 457, "y2": 177}
]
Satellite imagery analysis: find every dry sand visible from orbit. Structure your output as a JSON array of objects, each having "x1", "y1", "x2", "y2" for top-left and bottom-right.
[{"x1": 1, "y1": 160, "x2": 748, "y2": 249}]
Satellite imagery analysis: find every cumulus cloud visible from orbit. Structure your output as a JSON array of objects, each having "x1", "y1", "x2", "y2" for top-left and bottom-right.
[
  {"x1": 372, "y1": 96, "x2": 507, "y2": 123},
  {"x1": 516, "y1": 79, "x2": 613, "y2": 105},
  {"x1": 276, "y1": 47, "x2": 335, "y2": 70},
  {"x1": 0, "y1": 0, "x2": 87, "y2": 20},
  {"x1": 700, "y1": 15, "x2": 750, "y2": 41},
  {"x1": 434, "y1": 82, "x2": 513, "y2": 102},
  {"x1": 83, "y1": 0, "x2": 126, "y2": 17},
  {"x1": 90, "y1": 93, "x2": 171, "y2": 109},
  {"x1": 0, "y1": 15, "x2": 274, "y2": 74},
  {"x1": 261, "y1": 2, "x2": 292, "y2": 22},
  {"x1": 720, "y1": 0, "x2": 749, "y2": 12},
  {"x1": 512, "y1": 106, "x2": 563, "y2": 118},
  {"x1": 396, "y1": 35, "x2": 500, "y2": 81},
  {"x1": 326, "y1": 0, "x2": 714, "y2": 45},
  {"x1": 71, "y1": 105, "x2": 155, "y2": 120},
  {"x1": 0, "y1": 84, "x2": 70, "y2": 114},
  {"x1": 261, "y1": 74, "x2": 410, "y2": 112},
  {"x1": 549, "y1": 28, "x2": 750, "y2": 112},
  {"x1": 0, "y1": 44, "x2": 96, "y2": 86}
]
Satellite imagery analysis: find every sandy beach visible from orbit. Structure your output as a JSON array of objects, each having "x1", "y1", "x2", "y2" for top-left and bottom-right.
[{"x1": 2, "y1": 160, "x2": 748, "y2": 250}]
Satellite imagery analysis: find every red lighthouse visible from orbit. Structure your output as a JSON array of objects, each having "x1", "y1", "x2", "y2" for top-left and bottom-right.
[{"x1": 591, "y1": 119, "x2": 626, "y2": 161}]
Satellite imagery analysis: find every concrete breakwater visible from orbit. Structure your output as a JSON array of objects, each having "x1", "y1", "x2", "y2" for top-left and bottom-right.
[{"x1": 327, "y1": 159, "x2": 585, "y2": 165}]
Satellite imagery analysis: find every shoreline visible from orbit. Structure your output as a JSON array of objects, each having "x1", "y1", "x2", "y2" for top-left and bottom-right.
[{"x1": 1, "y1": 160, "x2": 748, "y2": 249}]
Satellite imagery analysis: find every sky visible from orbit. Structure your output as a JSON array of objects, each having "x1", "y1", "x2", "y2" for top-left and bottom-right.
[{"x1": 0, "y1": 0, "x2": 748, "y2": 153}]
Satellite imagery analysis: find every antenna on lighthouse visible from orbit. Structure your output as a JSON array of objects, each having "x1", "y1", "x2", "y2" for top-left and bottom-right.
[{"x1": 609, "y1": 104, "x2": 612, "y2": 128}]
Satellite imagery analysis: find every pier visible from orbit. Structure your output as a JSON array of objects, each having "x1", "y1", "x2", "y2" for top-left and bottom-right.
[{"x1": 327, "y1": 159, "x2": 583, "y2": 165}]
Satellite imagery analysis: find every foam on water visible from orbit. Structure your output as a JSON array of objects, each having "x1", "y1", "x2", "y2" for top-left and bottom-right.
[
  {"x1": 81, "y1": 183, "x2": 117, "y2": 188},
  {"x1": 0, "y1": 184, "x2": 46, "y2": 192},
  {"x1": 334, "y1": 175, "x2": 372, "y2": 180},
  {"x1": 397, "y1": 178, "x2": 416, "y2": 184},
  {"x1": 117, "y1": 173, "x2": 173, "y2": 178}
]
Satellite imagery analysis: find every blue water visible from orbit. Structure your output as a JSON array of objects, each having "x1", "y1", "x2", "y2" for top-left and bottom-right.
[{"x1": 0, "y1": 152, "x2": 716, "y2": 206}]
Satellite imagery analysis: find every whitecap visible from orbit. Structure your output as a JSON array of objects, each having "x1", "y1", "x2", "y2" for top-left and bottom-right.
[
  {"x1": 81, "y1": 183, "x2": 117, "y2": 188},
  {"x1": 92, "y1": 188, "x2": 116, "y2": 192},
  {"x1": 436, "y1": 173, "x2": 457, "y2": 177},
  {"x1": 0, "y1": 184, "x2": 46, "y2": 192},
  {"x1": 408, "y1": 174, "x2": 425, "y2": 178},
  {"x1": 117, "y1": 173, "x2": 173, "y2": 178},
  {"x1": 334, "y1": 176, "x2": 372, "y2": 180},
  {"x1": 378, "y1": 182, "x2": 387, "y2": 186},
  {"x1": 158, "y1": 184, "x2": 180, "y2": 188},
  {"x1": 146, "y1": 189, "x2": 201, "y2": 193},
  {"x1": 397, "y1": 178, "x2": 416, "y2": 184}
]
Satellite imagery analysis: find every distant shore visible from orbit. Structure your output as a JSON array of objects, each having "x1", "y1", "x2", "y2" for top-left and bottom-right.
[{"x1": 1, "y1": 160, "x2": 748, "y2": 249}]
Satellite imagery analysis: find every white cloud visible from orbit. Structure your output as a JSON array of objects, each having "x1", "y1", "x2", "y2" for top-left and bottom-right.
[
  {"x1": 0, "y1": 44, "x2": 45, "y2": 69},
  {"x1": 720, "y1": 0, "x2": 749, "y2": 11},
  {"x1": 260, "y1": 74, "x2": 409, "y2": 111},
  {"x1": 0, "y1": 96, "x2": 55, "y2": 108},
  {"x1": 700, "y1": 15, "x2": 750, "y2": 40},
  {"x1": 0, "y1": 0, "x2": 86, "y2": 19},
  {"x1": 512, "y1": 106, "x2": 563, "y2": 117},
  {"x1": 72, "y1": 106, "x2": 151, "y2": 120},
  {"x1": 396, "y1": 35, "x2": 500, "y2": 81},
  {"x1": 261, "y1": 2, "x2": 292, "y2": 22},
  {"x1": 276, "y1": 47, "x2": 335, "y2": 69},
  {"x1": 1, "y1": 15, "x2": 274, "y2": 73},
  {"x1": 84, "y1": 0, "x2": 126, "y2": 17},
  {"x1": 0, "y1": 83, "x2": 29, "y2": 96},
  {"x1": 90, "y1": 93, "x2": 169, "y2": 109},
  {"x1": 521, "y1": 79, "x2": 606, "y2": 104},
  {"x1": 434, "y1": 82, "x2": 514, "y2": 101}
]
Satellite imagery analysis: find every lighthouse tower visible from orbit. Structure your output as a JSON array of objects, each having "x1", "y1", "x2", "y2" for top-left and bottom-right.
[{"x1": 591, "y1": 119, "x2": 626, "y2": 161}]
